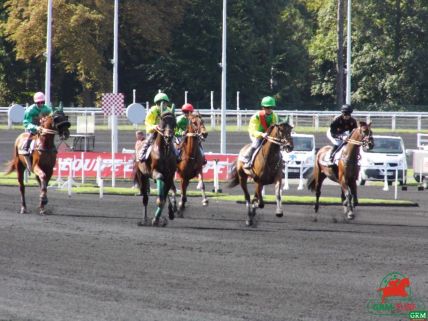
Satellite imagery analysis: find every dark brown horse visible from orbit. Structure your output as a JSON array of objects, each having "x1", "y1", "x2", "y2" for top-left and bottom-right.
[
  {"x1": 175, "y1": 112, "x2": 208, "y2": 216},
  {"x1": 307, "y1": 121, "x2": 374, "y2": 221},
  {"x1": 5, "y1": 111, "x2": 71, "y2": 215},
  {"x1": 228, "y1": 121, "x2": 294, "y2": 226},
  {"x1": 134, "y1": 112, "x2": 177, "y2": 227}
]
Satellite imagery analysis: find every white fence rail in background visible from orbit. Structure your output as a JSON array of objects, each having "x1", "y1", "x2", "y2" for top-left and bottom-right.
[{"x1": 2, "y1": 106, "x2": 428, "y2": 131}]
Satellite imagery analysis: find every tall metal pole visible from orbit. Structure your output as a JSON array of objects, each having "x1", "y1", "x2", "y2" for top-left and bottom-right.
[
  {"x1": 346, "y1": 0, "x2": 352, "y2": 105},
  {"x1": 45, "y1": 0, "x2": 53, "y2": 106},
  {"x1": 111, "y1": 0, "x2": 119, "y2": 187},
  {"x1": 220, "y1": 0, "x2": 227, "y2": 154}
]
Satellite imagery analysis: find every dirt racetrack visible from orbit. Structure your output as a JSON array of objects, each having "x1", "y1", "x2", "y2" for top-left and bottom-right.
[
  {"x1": 0, "y1": 129, "x2": 427, "y2": 321},
  {"x1": 0, "y1": 180, "x2": 427, "y2": 321}
]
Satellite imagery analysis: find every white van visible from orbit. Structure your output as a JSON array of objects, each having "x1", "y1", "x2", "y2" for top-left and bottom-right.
[
  {"x1": 359, "y1": 135, "x2": 407, "y2": 185},
  {"x1": 281, "y1": 134, "x2": 315, "y2": 178}
]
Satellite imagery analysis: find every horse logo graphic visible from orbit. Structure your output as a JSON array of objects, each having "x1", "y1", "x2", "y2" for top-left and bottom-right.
[
  {"x1": 377, "y1": 277, "x2": 410, "y2": 303},
  {"x1": 367, "y1": 272, "x2": 426, "y2": 316}
]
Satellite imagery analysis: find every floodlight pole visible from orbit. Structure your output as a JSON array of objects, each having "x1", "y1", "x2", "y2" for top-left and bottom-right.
[
  {"x1": 111, "y1": 0, "x2": 119, "y2": 186},
  {"x1": 220, "y1": 0, "x2": 227, "y2": 154},
  {"x1": 45, "y1": 0, "x2": 53, "y2": 106},
  {"x1": 346, "y1": 0, "x2": 352, "y2": 105}
]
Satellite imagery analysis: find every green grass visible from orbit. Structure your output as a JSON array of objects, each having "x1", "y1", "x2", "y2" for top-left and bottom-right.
[{"x1": 213, "y1": 194, "x2": 416, "y2": 206}]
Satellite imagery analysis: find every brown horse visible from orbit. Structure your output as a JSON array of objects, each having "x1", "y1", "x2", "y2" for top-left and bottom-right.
[
  {"x1": 307, "y1": 121, "x2": 374, "y2": 221},
  {"x1": 134, "y1": 112, "x2": 177, "y2": 227},
  {"x1": 5, "y1": 111, "x2": 71, "y2": 215},
  {"x1": 175, "y1": 112, "x2": 208, "y2": 216},
  {"x1": 228, "y1": 121, "x2": 294, "y2": 226}
]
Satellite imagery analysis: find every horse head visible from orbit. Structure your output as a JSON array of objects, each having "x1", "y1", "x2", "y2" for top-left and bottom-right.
[
  {"x1": 52, "y1": 111, "x2": 71, "y2": 140},
  {"x1": 159, "y1": 112, "x2": 176, "y2": 144},
  {"x1": 356, "y1": 121, "x2": 374, "y2": 152},
  {"x1": 268, "y1": 121, "x2": 294, "y2": 153},
  {"x1": 188, "y1": 112, "x2": 208, "y2": 140}
]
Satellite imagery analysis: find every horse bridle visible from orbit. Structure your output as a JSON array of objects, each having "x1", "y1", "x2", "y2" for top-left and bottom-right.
[
  {"x1": 346, "y1": 127, "x2": 373, "y2": 148},
  {"x1": 186, "y1": 116, "x2": 207, "y2": 141},
  {"x1": 265, "y1": 124, "x2": 292, "y2": 147}
]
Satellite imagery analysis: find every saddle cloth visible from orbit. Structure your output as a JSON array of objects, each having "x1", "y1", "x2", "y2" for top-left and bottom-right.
[
  {"x1": 319, "y1": 147, "x2": 344, "y2": 166},
  {"x1": 238, "y1": 144, "x2": 263, "y2": 164}
]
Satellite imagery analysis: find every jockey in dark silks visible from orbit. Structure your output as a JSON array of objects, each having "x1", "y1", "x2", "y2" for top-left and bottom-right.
[
  {"x1": 327, "y1": 104, "x2": 358, "y2": 166},
  {"x1": 242, "y1": 96, "x2": 279, "y2": 169}
]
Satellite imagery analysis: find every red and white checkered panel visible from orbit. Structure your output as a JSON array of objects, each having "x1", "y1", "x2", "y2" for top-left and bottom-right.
[{"x1": 101, "y1": 93, "x2": 125, "y2": 116}]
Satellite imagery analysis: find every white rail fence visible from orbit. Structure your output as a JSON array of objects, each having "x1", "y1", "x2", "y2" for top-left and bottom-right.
[
  {"x1": 50, "y1": 157, "x2": 405, "y2": 200},
  {"x1": 3, "y1": 106, "x2": 428, "y2": 131}
]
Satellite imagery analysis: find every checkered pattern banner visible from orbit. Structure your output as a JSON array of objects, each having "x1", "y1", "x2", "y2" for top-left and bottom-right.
[{"x1": 101, "y1": 93, "x2": 125, "y2": 116}]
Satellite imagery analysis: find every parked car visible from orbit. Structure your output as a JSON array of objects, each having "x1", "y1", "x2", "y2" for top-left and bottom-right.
[
  {"x1": 358, "y1": 135, "x2": 407, "y2": 185},
  {"x1": 281, "y1": 134, "x2": 315, "y2": 178}
]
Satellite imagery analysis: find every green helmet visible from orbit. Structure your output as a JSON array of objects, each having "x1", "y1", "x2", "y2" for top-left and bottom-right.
[
  {"x1": 261, "y1": 96, "x2": 276, "y2": 108},
  {"x1": 154, "y1": 93, "x2": 170, "y2": 104}
]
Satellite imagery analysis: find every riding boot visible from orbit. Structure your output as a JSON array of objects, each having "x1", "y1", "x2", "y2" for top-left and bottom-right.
[
  {"x1": 243, "y1": 147, "x2": 257, "y2": 169},
  {"x1": 328, "y1": 145, "x2": 339, "y2": 166},
  {"x1": 22, "y1": 136, "x2": 32, "y2": 155},
  {"x1": 139, "y1": 134, "x2": 154, "y2": 162}
]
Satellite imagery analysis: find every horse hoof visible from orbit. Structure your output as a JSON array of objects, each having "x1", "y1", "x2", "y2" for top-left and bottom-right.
[
  {"x1": 20, "y1": 208, "x2": 28, "y2": 214},
  {"x1": 347, "y1": 212, "x2": 355, "y2": 220},
  {"x1": 202, "y1": 200, "x2": 209, "y2": 206},
  {"x1": 246, "y1": 219, "x2": 253, "y2": 227},
  {"x1": 137, "y1": 219, "x2": 149, "y2": 227},
  {"x1": 168, "y1": 209, "x2": 175, "y2": 220},
  {"x1": 152, "y1": 217, "x2": 168, "y2": 227},
  {"x1": 275, "y1": 211, "x2": 283, "y2": 217},
  {"x1": 39, "y1": 210, "x2": 46, "y2": 216}
]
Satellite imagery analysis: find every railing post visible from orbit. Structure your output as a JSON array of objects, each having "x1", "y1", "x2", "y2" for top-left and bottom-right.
[
  {"x1": 210, "y1": 91, "x2": 215, "y2": 129},
  {"x1": 417, "y1": 115, "x2": 422, "y2": 131},
  {"x1": 391, "y1": 115, "x2": 396, "y2": 131},
  {"x1": 314, "y1": 114, "x2": 319, "y2": 131}
]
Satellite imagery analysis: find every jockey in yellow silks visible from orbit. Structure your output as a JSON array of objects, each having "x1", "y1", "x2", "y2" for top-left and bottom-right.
[{"x1": 242, "y1": 96, "x2": 279, "y2": 169}]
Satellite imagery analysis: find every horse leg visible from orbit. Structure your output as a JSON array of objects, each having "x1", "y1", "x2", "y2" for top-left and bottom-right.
[
  {"x1": 17, "y1": 163, "x2": 27, "y2": 214},
  {"x1": 239, "y1": 174, "x2": 254, "y2": 226},
  {"x1": 253, "y1": 183, "x2": 264, "y2": 209},
  {"x1": 152, "y1": 178, "x2": 167, "y2": 227},
  {"x1": 168, "y1": 183, "x2": 178, "y2": 220},
  {"x1": 199, "y1": 172, "x2": 209, "y2": 207},
  {"x1": 313, "y1": 173, "x2": 326, "y2": 222},
  {"x1": 34, "y1": 165, "x2": 48, "y2": 215},
  {"x1": 178, "y1": 178, "x2": 189, "y2": 214},
  {"x1": 274, "y1": 178, "x2": 283, "y2": 217},
  {"x1": 138, "y1": 177, "x2": 150, "y2": 226}
]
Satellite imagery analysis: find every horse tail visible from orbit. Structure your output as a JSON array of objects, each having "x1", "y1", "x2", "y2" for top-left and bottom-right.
[
  {"x1": 227, "y1": 160, "x2": 240, "y2": 188},
  {"x1": 307, "y1": 157, "x2": 319, "y2": 192},
  {"x1": 4, "y1": 145, "x2": 19, "y2": 175}
]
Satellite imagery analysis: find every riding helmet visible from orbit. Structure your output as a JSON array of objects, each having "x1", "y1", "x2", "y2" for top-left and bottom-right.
[
  {"x1": 341, "y1": 104, "x2": 353, "y2": 114},
  {"x1": 34, "y1": 92, "x2": 45, "y2": 103},
  {"x1": 181, "y1": 103, "x2": 194, "y2": 112},
  {"x1": 261, "y1": 96, "x2": 276, "y2": 108},
  {"x1": 154, "y1": 92, "x2": 170, "y2": 104}
]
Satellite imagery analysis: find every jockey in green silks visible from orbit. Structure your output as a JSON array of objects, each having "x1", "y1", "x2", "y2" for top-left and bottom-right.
[
  {"x1": 22, "y1": 91, "x2": 53, "y2": 154},
  {"x1": 175, "y1": 103, "x2": 207, "y2": 165}
]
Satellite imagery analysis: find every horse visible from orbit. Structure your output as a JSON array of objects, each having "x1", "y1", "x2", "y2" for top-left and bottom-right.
[
  {"x1": 228, "y1": 121, "x2": 294, "y2": 226},
  {"x1": 5, "y1": 111, "x2": 71, "y2": 215},
  {"x1": 134, "y1": 112, "x2": 177, "y2": 227},
  {"x1": 307, "y1": 121, "x2": 374, "y2": 221},
  {"x1": 175, "y1": 112, "x2": 208, "y2": 216}
]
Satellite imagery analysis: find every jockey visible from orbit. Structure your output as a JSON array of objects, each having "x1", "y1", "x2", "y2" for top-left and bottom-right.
[
  {"x1": 22, "y1": 92, "x2": 53, "y2": 154},
  {"x1": 175, "y1": 103, "x2": 207, "y2": 165},
  {"x1": 242, "y1": 96, "x2": 279, "y2": 169},
  {"x1": 139, "y1": 92, "x2": 174, "y2": 162},
  {"x1": 327, "y1": 104, "x2": 358, "y2": 166}
]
